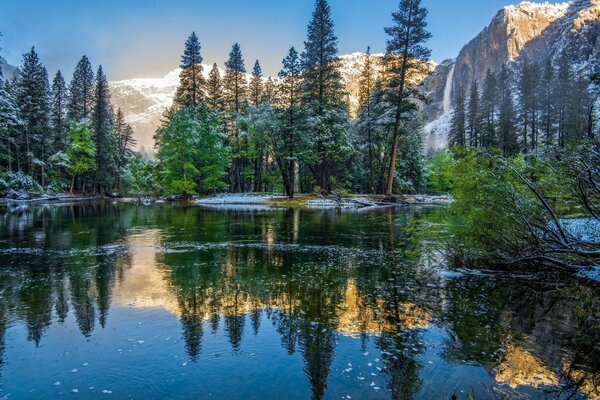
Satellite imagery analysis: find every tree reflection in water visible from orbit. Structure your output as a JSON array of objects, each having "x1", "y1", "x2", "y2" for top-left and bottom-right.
[{"x1": 0, "y1": 202, "x2": 597, "y2": 399}]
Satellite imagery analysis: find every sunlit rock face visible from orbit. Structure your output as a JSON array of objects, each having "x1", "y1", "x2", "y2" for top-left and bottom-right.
[
  {"x1": 453, "y1": 2, "x2": 570, "y2": 96},
  {"x1": 422, "y1": 0, "x2": 600, "y2": 154}
]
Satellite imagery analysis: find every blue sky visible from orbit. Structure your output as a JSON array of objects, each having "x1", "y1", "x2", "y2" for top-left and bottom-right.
[{"x1": 0, "y1": 0, "x2": 566, "y2": 80}]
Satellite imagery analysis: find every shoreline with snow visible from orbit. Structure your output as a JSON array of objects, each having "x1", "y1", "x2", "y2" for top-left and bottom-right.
[{"x1": 195, "y1": 194, "x2": 452, "y2": 209}]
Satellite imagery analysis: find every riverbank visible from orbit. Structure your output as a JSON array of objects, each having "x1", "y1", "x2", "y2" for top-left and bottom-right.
[
  {"x1": 196, "y1": 194, "x2": 452, "y2": 209},
  {"x1": 0, "y1": 194, "x2": 101, "y2": 205}
]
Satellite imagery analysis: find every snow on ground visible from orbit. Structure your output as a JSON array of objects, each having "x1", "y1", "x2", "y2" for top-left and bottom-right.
[
  {"x1": 197, "y1": 204, "x2": 273, "y2": 211},
  {"x1": 577, "y1": 266, "x2": 600, "y2": 283},
  {"x1": 196, "y1": 195, "x2": 272, "y2": 205},
  {"x1": 561, "y1": 218, "x2": 600, "y2": 243}
]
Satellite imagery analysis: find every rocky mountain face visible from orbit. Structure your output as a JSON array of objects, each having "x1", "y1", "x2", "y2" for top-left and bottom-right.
[
  {"x1": 423, "y1": 0, "x2": 600, "y2": 153},
  {"x1": 0, "y1": 57, "x2": 19, "y2": 81}
]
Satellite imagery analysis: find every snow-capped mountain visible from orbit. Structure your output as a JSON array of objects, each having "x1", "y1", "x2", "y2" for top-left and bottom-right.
[
  {"x1": 423, "y1": 0, "x2": 600, "y2": 153},
  {"x1": 110, "y1": 53, "x2": 436, "y2": 153}
]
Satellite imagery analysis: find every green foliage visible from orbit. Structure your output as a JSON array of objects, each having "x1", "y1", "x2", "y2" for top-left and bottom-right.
[
  {"x1": 446, "y1": 144, "x2": 599, "y2": 269},
  {"x1": 66, "y1": 123, "x2": 96, "y2": 184},
  {"x1": 155, "y1": 106, "x2": 230, "y2": 195},
  {"x1": 426, "y1": 149, "x2": 455, "y2": 194},
  {"x1": 122, "y1": 153, "x2": 162, "y2": 196}
]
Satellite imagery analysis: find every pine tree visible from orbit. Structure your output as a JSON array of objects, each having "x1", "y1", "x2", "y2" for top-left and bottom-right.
[
  {"x1": 206, "y1": 63, "x2": 224, "y2": 111},
  {"x1": 479, "y1": 70, "x2": 497, "y2": 148},
  {"x1": 497, "y1": 64, "x2": 517, "y2": 156},
  {"x1": 0, "y1": 80, "x2": 21, "y2": 172},
  {"x1": 0, "y1": 32, "x2": 3, "y2": 78},
  {"x1": 67, "y1": 55, "x2": 95, "y2": 122},
  {"x1": 174, "y1": 32, "x2": 205, "y2": 108},
  {"x1": 382, "y1": 0, "x2": 431, "y2": 196},
  {"x1": 274, "y1": 47, "x2": 303, "y2": 198},
  {"x1": 248, "y1": 60, "x2": 266, "y2": 191},
  {"x1": 466, "y1": 81, "x2": 480, "y2": 148},
  {"x1": 555, "y1": 52, "x2": 572, "y2": 147},
  {"x1": 588, "y1": 72, "x2": 600, "y2": 140},
  {"x1": 449, "y1": 84, "x2": 466, "y2": 147},
  {"x1": 91, "y1": 65, "x2": 116, "y2": 193},
  {"x1": 301, "y1": 0, "x2": 349, "y2": 193},
  {"x1": 223, "y1": 43, "x2": 247, "y2": 192},
  {"x1": 263, "y1": 78, "x2": 276, "y2": 104},
  {"x1": 224, "y1": 43, "x2": 247, "y2": 116},
  {"x1": 357, "y1": 47, "x2": 377, "y2": 192},
  {"x1": 539, "y1": 59, "x2": 555, "y2": 146},
  {"x1": 301, "y1": 0, "x2": 344, "y2": 110},
  {"x1": 66, "y1": 123, "x2": 96, "y2": 193},
  {"x1": 249, "y1": 60, "x2": 263, "y2": 106},
  {"x1": 155, "y1": 107, "x2": 230, "y2": 195},
  {"x1": 15, "y1": 47, "x2": 50, "y2": 183},
  {"x1": 518, "y1": 58, "x2": 541, "y2": 150},
  {"x1": 114, "y1": 108, "x2": 135, "y2": 190},
  {"x1": 50, "y1": 70, "x2": 68, "y2": 153}
]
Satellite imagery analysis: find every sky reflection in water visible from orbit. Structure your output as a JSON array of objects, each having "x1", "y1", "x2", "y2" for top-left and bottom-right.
[{"x1": 0, "y1": 202, "x2": 597, "y2": 399}]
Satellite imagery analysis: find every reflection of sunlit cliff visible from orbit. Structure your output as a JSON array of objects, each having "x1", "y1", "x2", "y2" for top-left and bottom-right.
[
  {"x1": 336, "y1": 280, "x2": 430, "y2": 336},
  {"x1": 495, "y1": 344, "x2": 558, "y2": 389},
  {"x1": 112, "y1": 229, "x2": 180, "y2": 315},
  {"x1": 563, "y1": 357, "x2": 600, "y2": 400}
]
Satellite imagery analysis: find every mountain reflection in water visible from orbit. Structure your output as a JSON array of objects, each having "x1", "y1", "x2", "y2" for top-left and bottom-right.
[{"x1": 0, "y1": 201, "x2": 597, "y2": 399}]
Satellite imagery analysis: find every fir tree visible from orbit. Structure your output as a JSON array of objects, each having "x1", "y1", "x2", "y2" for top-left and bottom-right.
[
  {"x1": 467, "y1": 81, "x2": 480, "y2": 147},
  {"x1": 206, "y1": 63, "x2": 224, "y2": 111},
  {"x1": 518, "y1": 58, "x2": 541, "y2": 150},
  {"x1": 0, "y1": 32, "x2": 3, "y2": 78},
  {"x1": 155, "y1": 107, "x2": 230, "y2": 195},
  {"x1": 382, "y1": 0, "x2": 431, "y2": 196},
  {"x1": 588, "y1": 72, "x2": 600, "y2": 140},
  {"x1": 66, "y1": 123, "x2": 96, "y2": 193},
  {"x1": 67, "y1": 55, "x2": 95, "y2": 122},
  {"x1": 224, "y1": 43, "x2": 247, "y2": 116},
  {"x1": 356, "y1": 47, "x2": 377, "y2": 192},
  {"x1": 0, "y1": 80, "x2": 21, "y2": 172},
  {"x1": 301, "y1": 0, "x2": 349, "y2": 193},
  {"x1": 15, "y1": 47, "x2": 50, "y2": 183},
  {"x1": 479, "y1": 70, "x2": 497, "y2": 148},
  {"x1": 50, "y1": 70, "x2": 68, "y2": 153},
  {"x1": 91, "y1": 65, "x2": 116, "y2": 193},
  {"x1": 114, "y1": 108, "x2": 135, "y2": 190},
  {"x1": 449, "y1": 84, "x2": 466, "y2": 147},
  {"x1": 497, "y1": 64, "x2": 517, "y2": 156},
  {"x1": 249, "y1": 60, "x2": 263, "y2": 106},
  {"x1": 223, "y1": 43, "x2": 247, "y2": 192},
  {"x1": 274, "y1": 47, "x2": 303, "y2": 198},
  {"x1": 174, "y1": 32, "x2": 205, "y2": 108},
  {"x1": 301, "y1": 0, "x2": 344, "y2": 110},
  {"x1": 555, "y1": 52, "x2": 572, "y2": 147},
  {"x1": 539, "y1": 59, "x2": 555, "y2": 146},
  {"x1": 263, "y1": 78, "x2": 276, "y2": 104}
]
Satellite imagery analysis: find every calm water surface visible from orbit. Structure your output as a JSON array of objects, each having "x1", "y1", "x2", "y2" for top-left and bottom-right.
[{"x1": 0, "y1": 201, "x2": 598, "y2": 399}]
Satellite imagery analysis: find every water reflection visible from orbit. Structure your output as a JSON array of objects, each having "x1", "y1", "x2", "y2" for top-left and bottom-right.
[{"x1": 0, "y1": 202, "x2": 597, "y2": 399}]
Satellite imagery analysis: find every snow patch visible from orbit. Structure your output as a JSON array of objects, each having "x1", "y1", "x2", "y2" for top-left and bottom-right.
[
  {"x1": 577, "y1": 266, "x2": 600, "y2": 282},
  {"x1": 196, "y1": 195, "x2": 272, "y2": 205}
]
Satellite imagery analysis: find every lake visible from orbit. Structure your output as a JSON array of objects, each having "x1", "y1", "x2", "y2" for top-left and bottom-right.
[{"x1": 0, "y1": 201, "x2": 597, "y2": 399}]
